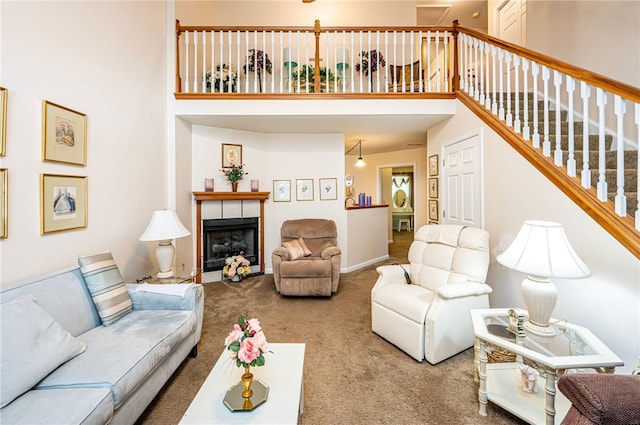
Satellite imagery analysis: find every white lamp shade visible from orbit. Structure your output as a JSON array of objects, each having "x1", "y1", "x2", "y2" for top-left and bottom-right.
[
  {"x1": 336, "y1": 48, "x2": 350, "y2": 70},
  {"x1": 283, "y1": 47, "x2": 298, "y2": 68},
  {"x1": 140, "y1": 210, "x2": 190, "y2": 242},
  {"x1": 496, "y1": 220, "x2": 591, "y2": 279}
]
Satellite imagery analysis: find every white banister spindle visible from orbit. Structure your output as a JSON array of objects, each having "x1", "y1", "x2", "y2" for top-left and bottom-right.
[
  {"x1": 566, "y1": 76, "x2": 576, "y2": 176},
  {"x1": 473, "y1": 38, "x2": 479, "y2": 99},
  {"x1": 218, "y1": 31, "x2": 224, "y2": 92},
  {"x1": 426, "y1": 32, "x2": 432, "y2": 92},
  {"x1": 262, "y1": 30, "x2": 267, "y2": 93},
  {"x1": 478, "y1": 41, "x2": 485, "y2": 105},
  {"x1": 435, "y1": 31, "x2": 441, "y2": 92},
  {"x1": 505, "y1": 52, "x2": 512, "y2": 126},
  {"x1": 513, "y1": 55, "x2": 521, "y2": 133},
  {"x1": 367, "y1": 31, "x2": 372, "y2": 92},
  {"x1": 542, "y1": 66, "x2": 551, "y2": 156},
  {"x1": 522, "y1": 59, "x2": 530, "y2": 140},
  {"x1": 210, "y1": 31, "x2": 215, "y2": 93},
  {"x1": 244, "y1": 31, "x2": 249, "y2": 93},
  {"x1": 304, "y1": 31, "x2": 309, "y2": 93},
  {"x1": 270, "y1": 31, "x2": 275, "y2": 93},
  {"x1": 614, "y1": 95, "x2": 627, "y2": 216},
  {"x1": 635, "y1": 103, "x2": 640, "y2": 227},
  {"x1": 201, "y1": 31, "x2": 207, "y2": 93},
  {"x1": 350, "y1": 31, "x2": 355, "y2": 93},
  {"x1": 532, "y1": 62, "x2": 540, "y2": 148},
  {"x1": 491, "y1": 46, "x2": 497, "y2": 114},
  {"x1": 553, "y1": 70, "x2": 563, "y2": 165},
  {"x1": 418, "y1": 30, "x2": 423, "y2": 92},
  {"x1": 391, "y1": 31, "x2": 397, "y2": 93},
  {"x1": 252, "y1": 32, "x2": 257, "y2": 93},
  {"x1": 193, "y1": 31, "x2": 199, "y2": 93},
  {"x1": 498, "y1": 48, "x2": 505, "y2": 120},
  {"x1": 484, "y1": 41, "x2": 491, "y2": 109},
  {"x1": 184, "y1": 31, "x2": 190, "y2": 92},
  {"x1": 596, "y1": 88, "x2": 608, "y2": 202},
  {"x1": 236, "y1": 31, "x2": 242, "y2": 93},
  {"x1": 461, "y1": 34, "x2": 468, "y2": 93},
  {"x1": 410, "y1": 31, "x2": 415, "y2": 92},
  {"x1": 401, "y1": 31, "x2": 406, "y2": 92},
  {"x1": 358, "y1": 31, "x2": 363, "y2": 93},
  {"x1": 443, "y1": 31, "x2": 449, "y2": 92},
  {"x1": 581, "y1": 82, "x2": 591, "y2": 188}
]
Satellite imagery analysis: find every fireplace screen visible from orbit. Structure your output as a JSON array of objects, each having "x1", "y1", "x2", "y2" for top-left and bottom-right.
[{"x1": 203, "y1": 217, "x2": 259, "y2": 272}]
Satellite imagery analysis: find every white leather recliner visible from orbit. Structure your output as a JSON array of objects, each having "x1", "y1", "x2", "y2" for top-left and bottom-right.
[{"x1": 371, "y1": 224, "x2": 491, "y2": 364}]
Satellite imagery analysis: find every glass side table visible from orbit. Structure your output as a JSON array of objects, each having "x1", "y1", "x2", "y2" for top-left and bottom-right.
[
  {"x1": 137, "y1": 268, "x2": 201, "y2": 284},
  {"x1": 470, "y1": 308, "x2": 623, "y2": 425}
]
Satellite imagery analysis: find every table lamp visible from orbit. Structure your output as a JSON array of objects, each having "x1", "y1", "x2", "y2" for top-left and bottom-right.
[
  {"x1": 140, "y1": 210, "x2": 191, "y2": 278},
  {"x1": 496, "y1": 220, "x2": 591, "y2": 339}
]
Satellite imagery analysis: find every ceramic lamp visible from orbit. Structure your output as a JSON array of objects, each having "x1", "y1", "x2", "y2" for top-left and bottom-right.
[{"x1": 140, "y1": 210, "x2": 191, "y2": 278}]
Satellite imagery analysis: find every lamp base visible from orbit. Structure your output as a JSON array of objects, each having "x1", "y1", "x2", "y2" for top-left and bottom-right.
[
  {"x1": 156, "y1": 270, "x2": 174, "y2": 279},
  {"x1": 524, "y1": 319, "x2": 556, "y2": 340},
  {"x1": 155, "y1": 240, "x2": 175, "y2": 279},
  {"x1": 521, "y1": 275, "x2": 558, "y2": 340}
]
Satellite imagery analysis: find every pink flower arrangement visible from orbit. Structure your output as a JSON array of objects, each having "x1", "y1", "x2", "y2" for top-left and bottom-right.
[
  {"x1": 224, "y1": 315, "x2": 269, "y2": 368},
  {"x1": 223, "y1": 253, "x2": 251, "y2": 278}
]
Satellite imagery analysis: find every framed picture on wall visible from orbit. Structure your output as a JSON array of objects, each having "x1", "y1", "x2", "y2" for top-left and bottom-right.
[
  {"x1": 0, "y1": 168, "x2": 6, "y2": 239},
  {"x1": 273, "y1": 180, "x2": 291, "y2": 202},
  {"x1": 222, "y1": 143, "x2": 242, "y2": 167},
  {"x1": 0, "y1": 87, "x2": 6, "y2": 157},
  {"x1": 319, "y1": 178, "x2": 337, "y2": 200},
  {"x1": 428, "y1": 199, "x2": 439, "y2": 221},
  {"x1": 429, "y1": 154, "x2": 439, "y2": 176},
  {"x1": 429, "y1": 177, "x2": 438, "y2": 198},
  {"x1": 42, "y1": 100, "x2": 87, "y2": 166},
  {"x1": 296, "y1": 179, "x2": 314, "y2": 201},
  {"x1": 40, "y1": 174, "x2": 88, "y2": 234}
]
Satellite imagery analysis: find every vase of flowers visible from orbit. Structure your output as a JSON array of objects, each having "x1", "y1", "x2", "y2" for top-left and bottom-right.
[
  {"x1": 223, "y1": 253, "x2": 251, "y2": 281},
  {"x1": 355, "y1": 50, "x2": 386, "y2": 91},
  {"x1": 224, "y1": 315, "x2": 269, "y2": 398},
  {"x1": 221, "y1": 163, "x2": 247, "y2": 191},
  {"x1": 206, "y1": 64, "x2": 238, "y2": 93},
  {"x1": 243, "y1": 49, "x2": 272, "y2": 93}
]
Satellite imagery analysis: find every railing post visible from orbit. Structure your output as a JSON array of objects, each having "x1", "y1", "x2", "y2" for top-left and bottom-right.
[
  {"x1": 314, "y1": 19, "x2": 321, "y2": 93},
  {"x1": 452, "y1": 20, "x2": 460, "y2": 92},
  {"x1": 176, "y1": 20, "x2": 182, "y2": 93}
]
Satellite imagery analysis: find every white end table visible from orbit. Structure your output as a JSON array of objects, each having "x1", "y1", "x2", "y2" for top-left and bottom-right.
[
  {"x1": 470, "y1": 308, "x2": 623, "y2": 425},
  {"x1": 179, "y1": 343, "x2": 305, "y2": 424}
]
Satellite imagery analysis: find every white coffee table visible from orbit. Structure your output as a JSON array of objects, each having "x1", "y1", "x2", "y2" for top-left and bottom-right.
[{"x1": 179, "y1": 343, "x2": 305, "y2": 424}]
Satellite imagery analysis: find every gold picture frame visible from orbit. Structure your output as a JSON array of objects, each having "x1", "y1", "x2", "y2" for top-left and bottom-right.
[
  {"x1": 429, "y1": 177, "x2": 438, "y2": 198},
  {"x1": 0, "y1": 87, "x2": 7, "y2": 157},
  {"x1": 40, "y1": 174, "x2": 88, "y2": 234},
  {"x1": 428, "y1": 199, "x2": 439, "y2": 221},
  {"x1": 42, "y1": 100, "x2": 87, "y2": 166},
  {"x1": 429, "y1": 154, "x2": 439, "y2": 176},
  {"x1": 222, "y1": 143, "x2": 242, "y2": 167},
  {"x1": 319, "y1": 178, "x2": 337, "y2": 200},
  {"x1": 296, "y1": 178, "x2": 314, "y2": 201},
  {"x1": 0, "y1": 169, "x2": 7, "y2": 238},
  {"x1": 273, "y1": 180, "x2": 291, "y2": 202}
]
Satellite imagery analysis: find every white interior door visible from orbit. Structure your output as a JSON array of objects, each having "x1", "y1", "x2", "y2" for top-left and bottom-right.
[
  {"x1": 498, "y1": 0, "x2": 524, "y2": 46},
  {"x1": 443, "y1": 132, "x2": 483, "y2": 228}
]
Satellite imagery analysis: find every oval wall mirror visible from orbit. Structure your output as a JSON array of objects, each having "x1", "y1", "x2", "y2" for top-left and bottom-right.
[{"x1": 393, "y1": 189, "x2": 407, "y2": 208}]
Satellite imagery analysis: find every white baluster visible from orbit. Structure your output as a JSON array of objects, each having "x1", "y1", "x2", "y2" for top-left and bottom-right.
[
  {"x1": 359, "y1": 31, "x2": 363, "y2": 93},
  {"x1": 184, "y1": 31, "x2": 190, "y2": 92},
  {"x1": 435, "y1": 31, "x2": 441, "y2": 92},
  {"x1": 237, "y1": 31, "x2": 242, "y2": 93},
  {"x1": 505, "y1": 52, "x2": 512, "y2": 126},
  {"x1": 566, "y1": 76, "x2": 576, "y2": 176},
  {"x1": 614, "y1": 95, "x2": 627, "y2": 216},
  {"x1": 201, "y1": 31, "x2": 207, "y2": 93},
  {"x1": 305, "y1": 31, "x2": 309, "y2": 93},
  {"x1": 513, "y1": 55, "x2": 521, "y2": 133},
  {"x1": 418, "y1": 30, "x2": 423, "y2": 92},
  {"x1": 443, "y1": 31, "x2": 449, "y2": 92},
  {"x1": 498, "y1": 48, "x2": 505, "y2": 120},
  {"x1": 532, "y1": 62, "x2": 540, "y2": 148},
  {"x1": 635, "y1": 103, "x2": 640, "y2": 227},
  {"x1": 542, "y1": 66, "x2": 551, "y2": 156},
  {"x1": 252, "y1": 32, "x2": 257, "y2": 93},
  {"x1": 426, "y1": 31, "x2": 432, "y2": 93},
  {"x1": 596, "y1": 88, "x2": 608, "y2": 202},
  {"x1": 270, "y1": 31, "x2": 275, "y2": 93},
  {"x1": 244, "y1": 31, "x2": 249, "y2": 93},
  {"x1": 473, "y1": 37, "x2": 479, "y2": 99},
  {"x1": 491, "y1": 46, "x2": 498, "y2": 115},
  {"x1": 581, "y1": 82, "x2": 591, "y2": 188},
  {"x1": 350, "y1": 31, "x2": 355, "y2": 93},
  {"x1": 553, "y1": 70, "x2": 563, "y2": 165},
  {"x1": 484, "y1": 41, "x2": 491, "y2": 110},
  {"x1": 193, "y1": 31, "x2": 199, "y2": 93},
  {"x1": 478, "y1": 40, "x2": 485, "y2": 105},
  {"x1": 218, "y1": 30, "x2": 224, "y2": 92},
  {"x1": 522, "y1": 58, "x2": 530, "y2": 140}
]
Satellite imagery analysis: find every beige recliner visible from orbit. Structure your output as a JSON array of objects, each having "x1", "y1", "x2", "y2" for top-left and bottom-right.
[
  {"x1": 272, "y1": 219, "x2": 341, "y2": 296},
  {"x1": 371, "y1": 224, "x2": 491, "y2": 364}
]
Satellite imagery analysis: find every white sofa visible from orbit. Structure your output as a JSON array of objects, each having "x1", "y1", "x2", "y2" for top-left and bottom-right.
[
  {"x1": 371, "y1": 224, "x2": 491, "y2": 364},
  {"x1": 0, "y1": 261, "x2": 204, "y2": 425}
]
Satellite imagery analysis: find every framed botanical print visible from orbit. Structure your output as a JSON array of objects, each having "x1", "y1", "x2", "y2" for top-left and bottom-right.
[
  {"x1": 429, "y1": 154, "x2": 439, "y2": 176},
  {"x1": 319, "y1": 178, "x2": 337, "y2": 200},
  {"x1": 42, "y1": 100, "x2": 87, "y2": 166},
  {"x1": 0, "y1": 87, "x2": 7, "y2": 156},
  {"x1": 428, "y1": 199, "x2": 439, "y2": 221},
  {"x1": 0, "y1": 169, "x2": 6, "y2": 238},
  {"x1": 429, "y1": 177, "x2": 438, "y2": 198},
  {"x1": 40, "y1": 174, "x2": 88, "y2": 234},
  {"x1": 296, "y1": 179, "x2": 314, "y2": 201},
  {"x1": 273, "y1": 180, "x2": 291, "y2": 202},
  {"x1": 222, "y1": 143, "x2": 242, "y2": 167}
]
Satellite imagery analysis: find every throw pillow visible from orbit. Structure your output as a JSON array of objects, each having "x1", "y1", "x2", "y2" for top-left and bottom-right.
[
  {"x1": 0, "y1": 296, "x2": 87, "y2": 408},
  {"x1": 78, "y1": 252, "x2": 132, "y2": 326},
  {"x1": 282, "y1": 237, "x2": 312, "y2": 260}
]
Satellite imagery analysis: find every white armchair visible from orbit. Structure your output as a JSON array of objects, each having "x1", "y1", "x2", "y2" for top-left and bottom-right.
[{"x1": 371, "y1": 224, "x2": 491, "y2": 364}]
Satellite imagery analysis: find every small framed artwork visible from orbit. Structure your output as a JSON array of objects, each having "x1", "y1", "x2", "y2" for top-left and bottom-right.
[
  {"x1": 0, "y1": 169, "x2": 6, "y2": 238},
  {"x1": 429, "y1": 177, "x2": 438, "y2": 198},
  {"x1": 40, "y1": 174, "x2": 88, "y2": 235},
  {"x1": 0, "y1": 87, "x2": 7, "y2": 156},
  {"x1": 222, "y1": 143, "x2": 242, "y2": 167},
  {"x1": 319, "y1": 178, "x2": 337, "y2": 200},
  {"x1": 296, "y1": 179, "x2": 314, "y2": 201},
  {"x1": 273, "y1": 180, "x2": 291, "y2": 202},
  {"x1": 42, "y1": 100, "x2": 87, "y2": 166},
  {"x1": 429, "y1": 154, "x2": 439, "y2": 176},
  {"x1": 429, "y1": 220, "x2": 439, "y2": 225},
  {"x1": 428, "y1": 199, "x2": 439, "y2": 221}
]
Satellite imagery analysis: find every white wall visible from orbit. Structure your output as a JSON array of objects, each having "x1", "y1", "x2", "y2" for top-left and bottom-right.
[
  {"x1": 0, "y1": 1, "x2": 168, "y2": 285},
  {"x1": 428, "y1": 100, "x2": 640, "y2": 373}
]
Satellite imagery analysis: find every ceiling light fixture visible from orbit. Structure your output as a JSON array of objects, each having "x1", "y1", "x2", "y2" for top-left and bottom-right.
[{"x1": 355, "y1": 140, "x2": 366, "y2": 167}]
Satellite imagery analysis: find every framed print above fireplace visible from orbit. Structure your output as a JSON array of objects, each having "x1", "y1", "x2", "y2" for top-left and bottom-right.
[{"x1": 222, "y1": 143, "x2": 242, "y2": 167}]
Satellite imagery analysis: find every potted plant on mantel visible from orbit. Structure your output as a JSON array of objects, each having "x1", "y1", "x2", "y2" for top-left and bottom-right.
[{"x1": 221, "y1": 163, "x2": 247, "y2": 192}]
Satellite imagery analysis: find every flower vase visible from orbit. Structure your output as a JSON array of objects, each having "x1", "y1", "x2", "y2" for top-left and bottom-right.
[
  {"x1": 241, "y1": 366, "x2": 253, "y2": 398},
  {"x1": 231, "y1": 182, "x2": 238, "y2": 192},
  {"x1": 231, "y1": 274, "x2": 241, "y2": 282}
]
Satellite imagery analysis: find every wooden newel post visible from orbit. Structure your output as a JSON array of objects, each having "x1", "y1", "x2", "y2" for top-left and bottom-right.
[
  {"x1": 452, "y1": 20, "x2": 460, "y2": 92},
  {"x1": 175, "y1": 19, "x2": 182, "y2": 93},
  {"x1": 314, "y1": 19, "x2": 321, "y2": 92}
]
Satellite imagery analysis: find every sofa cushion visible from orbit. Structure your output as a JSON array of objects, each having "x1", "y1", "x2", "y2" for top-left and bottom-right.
[
  {"x1": 373, "y1": 284, "x2": 433, "y2": 324},
  {"x1": 282, "y1": 237, "x2": 312, "y2": 260},
  {"x1": 78, "y1": 252, "x2": 133, "y2": 326},
  {"x1": 0, "y1": 388, "x2": 113, "y2": 425},
  {"x1": 35, "y1": 309, "x2": 196, "y2": 408},
  {"x1": 0, "y1": 296, "x2": 87, "y2": 408}
]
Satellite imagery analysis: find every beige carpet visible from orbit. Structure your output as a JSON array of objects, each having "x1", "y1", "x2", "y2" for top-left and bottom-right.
[{"x1": 136, "y1": 232, "x2": 524, "y2": 425}]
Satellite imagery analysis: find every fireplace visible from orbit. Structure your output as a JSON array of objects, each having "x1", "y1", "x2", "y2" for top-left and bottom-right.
[{"x1": 202, "y1": 217, "x2": 259, "y2": 272}]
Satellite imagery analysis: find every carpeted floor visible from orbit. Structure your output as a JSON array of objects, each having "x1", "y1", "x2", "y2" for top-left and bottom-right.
[{"x1": 136, "y1": 231, "x2": 524, "y2": 425}]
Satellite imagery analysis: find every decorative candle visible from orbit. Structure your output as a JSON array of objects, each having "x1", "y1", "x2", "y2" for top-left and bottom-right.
[
  {"x1": 251, "y1": 179, "x2": 259, "y2": 192},
  {"x1": 205, "y1": 178, "x2": 214, "y2": 192}
]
